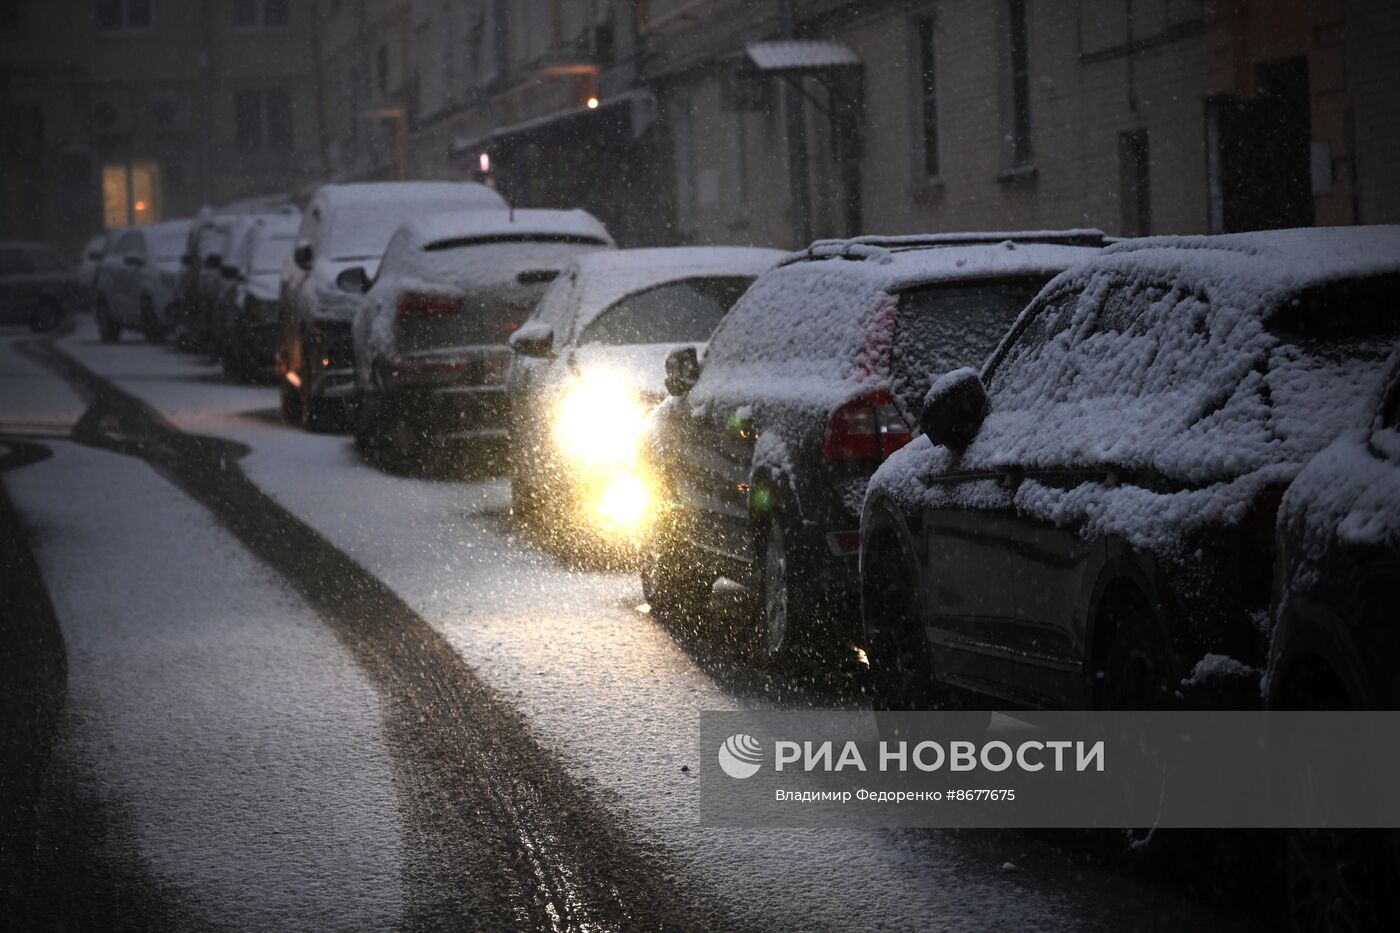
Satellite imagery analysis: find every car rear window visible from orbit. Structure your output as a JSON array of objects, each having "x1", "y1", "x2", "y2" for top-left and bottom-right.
[
  {"x1": 890, "y1": 277, "x2": 1049, "y2": 411},
  {"x1": 577, "y1": 276, "x2": 754, "y2": 346},
  {"x1": 1267, "y1": 273, "x2": 1400, "y2": 342}
]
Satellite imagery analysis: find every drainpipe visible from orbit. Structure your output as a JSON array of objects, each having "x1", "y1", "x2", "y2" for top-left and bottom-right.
[{"x1": 778, "y1": 0, "x2": 811, "y2": 247}]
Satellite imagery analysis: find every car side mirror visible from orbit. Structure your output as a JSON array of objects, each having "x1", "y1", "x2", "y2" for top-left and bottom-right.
[
  {"x1": 293, "y1": 243, "x2": 313, "y2": 270},
  {"x1": 222, "y1": 264, "x2": 241, "y2": 280},
  {"x1": 335, "y1": 266, "x2": 369, "y2": 293},
  {"x1": 204, "y1": 253, "x2": 222, "y2": 269},
  {"x1": 919, "y1": 368, "x2": 988, "y2": 449},
  {"x1": 508, "y1": 321, "x2": 554, "y2": 358},
  {"x1": 124, "y1": 255, "x2": 144, "y2": 267},
  {"x1": 664, "y1": 345, "x2": 701, "y2": 397}
]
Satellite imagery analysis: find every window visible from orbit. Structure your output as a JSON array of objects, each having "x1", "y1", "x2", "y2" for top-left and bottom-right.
[
  {"x1": 95, "y1": 0, "x2": 151, "y2": 31},
  {"x1": 578, "y1": 277, "x2": 756, "y2": 346},
  {"x1": 914, "y1": 14, "x2": 940, "y2": 180},
  {"x1": 233, "y1": 0, "x2": 288, "y2": 29},
  {"x1": 376, "y1": 45, "x2": 389, "y2": 95},
  {"x1": 235, "y1": 88, "x2": 292, "y2": 152},
  {"x1": 1002, "y1": 0, "x2": 1033, "y2": 170},
  {"x1": 0, "y1": 0, "x2": 21, "y2": 32},
  {"x1": 1118, "y1": 130, "x2": 1151, "y2": 236}
]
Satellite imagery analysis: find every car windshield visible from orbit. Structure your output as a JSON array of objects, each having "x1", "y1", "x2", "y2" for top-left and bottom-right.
[
  {"x1": 890, "y1": 277, "x2": 1051, "y2": 410},
  {"x1": 251, "y1": 234, "x2": 294, "y2": 274},
  {"x1": 576, "y1": 276, "x2": 754, "y2": 346}
]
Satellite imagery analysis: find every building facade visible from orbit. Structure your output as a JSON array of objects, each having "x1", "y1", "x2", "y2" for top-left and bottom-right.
[{"x1": 0, "y1": 0, "x2": 323, "y2": 251}]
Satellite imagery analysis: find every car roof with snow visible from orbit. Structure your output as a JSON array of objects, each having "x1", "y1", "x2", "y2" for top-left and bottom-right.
[
  {"x1": 312, "y1": 180, "x2": 506, "y2": 211},
  {"x1": 393, "y1": 209, "x2": 614, "y2": 251},
  {"x1": 1057, "y1": 225, "x2": 1400, "y2": 312},
  {"x1": 779, "y1": 230, "x2": 1108, "y2": 291},
  {"x1": 566, "y1": 246, "x2": 786, "y2": 334}
]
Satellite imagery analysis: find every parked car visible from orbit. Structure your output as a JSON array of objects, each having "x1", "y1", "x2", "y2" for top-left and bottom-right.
[
  {"x1": 0, "y1": 241, "x2": 80, "y2": 332},
  {"x1": 640, "y1": 232, "x2": 1104, "y2": 662},
  {"x1": 509, "y1": 246, "x2": 784, "y2": 542},
  {"x1": 181, "y1": 202, "x2": 298, "y2": 349},
  {"x1": 93, "y1": 220, "x2": 193, "y2": 342},
  {"x1": 278, "y1": 181, "x2": 507, "y2": 430},
  {"x1": 351, "y1": 208, "x2": 614, "y2": 467},
  {"x1": 217, "y1": 213, "x2": 300, "y2": 381},
  {"x1": 76, "y1": 233, "x2": 109, "y2": 312},
  {"x1": 860, "y1": 226, "x2": 1400, "y2": 712}
]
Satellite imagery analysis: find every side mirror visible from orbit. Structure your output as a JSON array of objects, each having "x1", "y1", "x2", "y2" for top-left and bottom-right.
[
  {"x1": 664, "y1": 345, "x2": 701, "y2": 397},
  {"x1": 204, "y1": 253, "x2": 222, "y2": 269},
  {"x1": 508, "y1": 321, "x2": 554, "y2": 358},
  {"x1": 293, "y1": 243, "x2": 313, "y2": 270},
  {"x1": 221, "y1": 264, "x2": 241, "y2": 280},
  {"x1": 919, "y1": 368, "x2": 988, "y2": 449},
  {"x1": 123, "y1": 255, "x2": 144, "y2": 267},
  {"x1": 335, "y1": 266, "x2": 369, "y2": 293}
]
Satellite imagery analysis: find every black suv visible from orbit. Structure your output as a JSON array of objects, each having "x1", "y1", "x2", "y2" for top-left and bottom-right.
[
  {"x1": 643, "y1": 232, "x2": 1106, "y2": 662},
  {"x1": 860, "y1": 226, "x2": 1400, "y2": 712}
]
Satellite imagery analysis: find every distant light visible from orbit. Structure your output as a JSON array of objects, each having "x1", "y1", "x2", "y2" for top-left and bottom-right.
[
  {"x1": 478, "y1": 152, "x2": 490, "y2": 173},
  {"x1": 134, "y1": 200, "x2": 147, "y2": 212},
  {"x1": 586, "y1": 96, "x2": 600, "y2": 110}
]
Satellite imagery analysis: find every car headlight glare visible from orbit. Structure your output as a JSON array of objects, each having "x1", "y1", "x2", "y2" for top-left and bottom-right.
[{"x1": 553, "y1": 370, "x2": 647, "y2": 468}]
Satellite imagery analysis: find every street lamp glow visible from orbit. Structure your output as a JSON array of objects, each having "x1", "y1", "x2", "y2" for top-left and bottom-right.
[
  {"x1": 586, "y1": 96, "x2": 599, "y2": 110},
  {"x1": 478, "y1": 152, "x2": 490, "y2": 173}
]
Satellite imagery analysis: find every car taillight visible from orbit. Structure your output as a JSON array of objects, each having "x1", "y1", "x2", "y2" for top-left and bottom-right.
[
  {"x1": 395, "y1": 291, "x2": 462, "y2": 317},
  {"x1": 821, "y1": 391, "x2": 912, "y2": 462}
]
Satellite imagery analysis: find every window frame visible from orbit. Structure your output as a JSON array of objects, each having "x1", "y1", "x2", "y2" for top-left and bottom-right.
[
  {"x1": 998, "y1": 0, "x2": 1035, "y2": 176},
  {"x1": 94, "y1": 0, "x2": 153, "y2": 34},
  {"x1": 910, "y1": 11, "x2": 942, "y2": 187},
  {"x1": 231, "y1": 0, "x2": 289, "y2": 32}
]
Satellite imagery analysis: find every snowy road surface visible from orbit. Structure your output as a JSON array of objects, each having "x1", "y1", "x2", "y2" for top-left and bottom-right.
[{"x1": 1, "y1": 322, "x2": 1245, "y2": 931}]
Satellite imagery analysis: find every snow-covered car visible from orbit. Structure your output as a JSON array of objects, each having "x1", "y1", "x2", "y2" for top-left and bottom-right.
[
  {"x1": 860, "y1": 225, "x2": 1400, "y2": 712},
  {"x1": 351, "y1": 208, "x2": 614, "y2": 467},
  {"x1": 0, "y1": 241, "x2": 79, "y2": 332},
  {"x1": 93, "y1": 220, "x2": 192, "y2": 342},
  {"x1": 216, "y1": 213, "x2": 300, "y2": 380},
  {"x1": 508, "y1": 246, "x2": 784, "y2": 541},
  {"x1": 1264, "y1": 358, "x2": 1400, "y2": 933},
  {"x1": 642, "y1": 232, "x2": 1104, "y2": 662},
  {"x1": 76, "y1": 233, "x2": 109, "y2": 312},
  {"x1": 1268, "y1": 353, "x2": 1400, "y2": 711},
  {"x1": 278, "y1": 181, "x2": 507, "y2": 431}
]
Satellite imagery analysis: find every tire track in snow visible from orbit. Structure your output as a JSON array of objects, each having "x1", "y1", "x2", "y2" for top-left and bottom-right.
[{"x1": 15, "y1": 338, "x2": 713, "y2": 932}]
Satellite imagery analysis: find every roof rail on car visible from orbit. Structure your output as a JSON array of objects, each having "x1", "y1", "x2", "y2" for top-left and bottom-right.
[{"x1": 780, "y1": 229, "x2": 1108, "y2": 266}]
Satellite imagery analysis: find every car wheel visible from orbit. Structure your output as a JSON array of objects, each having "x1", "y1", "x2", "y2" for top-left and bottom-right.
[
  {"x1": 95, "y1": 300, "x2": 121, "y2": 343},
  {"x1": 279, "y1": 379, "x2": 302, "y2": 424},
  {"x1": 861, "y1": 537, "x2": 937, "y2": 710},
  {"x1": 1282, "y1": 828, "x2": 1397, "y2": 933},
  {"x1": 642, "y1": 535, "x2": 713, "y2": 625},
  {"x1": 140, "y1": 298, "x2": 167, "y2": 343},
  {"x1": 1098, "y1": 596, "x2": 1172, "y2": 711},
  {"x1": 757, "y1": 520, "x2": 817, "y2": 664}
]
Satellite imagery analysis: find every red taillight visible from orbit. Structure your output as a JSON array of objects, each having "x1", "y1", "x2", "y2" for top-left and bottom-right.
[
  {"x1": 821, "y1": 391, "x2": 912, "y2": 462},
  {"x1": 395, "y1": 291, "x2": 462, "y2": 317}
]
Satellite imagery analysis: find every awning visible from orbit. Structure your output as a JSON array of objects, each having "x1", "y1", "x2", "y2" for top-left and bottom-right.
[
  {"x1": 449, "y1": 89, "x2": 656, "y2": 160},
  {"x1": 744, "y1": 40, "x2": 861, "y2": 73}
]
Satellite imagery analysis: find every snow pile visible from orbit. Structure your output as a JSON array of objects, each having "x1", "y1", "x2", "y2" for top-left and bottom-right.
[{"x1": 870, "y1": 226, "x2": 1400, "y2": 554}]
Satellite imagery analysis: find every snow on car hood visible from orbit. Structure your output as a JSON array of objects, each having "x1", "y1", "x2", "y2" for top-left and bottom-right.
[{"x1": 569, "y1": 342, "x2": 700, "y2": 401}]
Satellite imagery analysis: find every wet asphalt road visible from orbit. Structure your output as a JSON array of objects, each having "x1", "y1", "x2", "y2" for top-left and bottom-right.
[{"x1": 0, "y1": 326, "x2": 1268, "y2": 932}]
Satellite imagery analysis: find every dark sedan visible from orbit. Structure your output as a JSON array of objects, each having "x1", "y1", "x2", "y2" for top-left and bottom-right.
[
  {"x1": 0, "y1": 241, "x2": 79, "y2": 332},
  {"x1": 860, "y1": 226, "x2": 1400, "y2": 712}
]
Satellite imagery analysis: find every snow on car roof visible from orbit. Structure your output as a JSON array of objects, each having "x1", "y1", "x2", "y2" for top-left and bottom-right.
[
  {"x1": 397, "y1": 209, "x2": 614, "y2": 250},
  {"x1": 314, "y1": 180, "x2": 506, "y2": 211},
  {"x1": 568, "y1": 246, "x2": 786, "y2": 333},
  {"x1": 1089, "y1": 225, "x2": 1400, "y2": 309}
]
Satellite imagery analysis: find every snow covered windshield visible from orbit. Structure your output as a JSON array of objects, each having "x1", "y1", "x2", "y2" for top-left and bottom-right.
[
  {"x1": 151, "y1": 229, "x2": 189, "y2": 261},
  {"x1": 251, "y1": 235, "x2": 294, "y2": 274},
  {"x1": 576, "y1": 276, "x2": 755, "y2": 346},
  {"x1": 890, "y1": 277, "x2": 1051, "y2": 410}
]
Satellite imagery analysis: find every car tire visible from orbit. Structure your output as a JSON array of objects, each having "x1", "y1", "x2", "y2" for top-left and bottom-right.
[
  {"x1": 642, "y1": 535, "x2": 713, "y2": 625},
  {"x1": 1097, "y1": 595, "x2": 1173, "y2": 711},
  {"x1": 140, "y1": 298, "x2": 168, "y2": 343},
  {"x1": 95, "y1": 300, "x2": 120, "y2": 343},
  {"x1": 279, "y1": 379, "x2": 302, "y2": 424},
  {"x1": 756, "y1": 518, "x2": 818, "y2": 666},
  {"x1": 28, "y1": 298, "x2": 61, "y2": 333}
]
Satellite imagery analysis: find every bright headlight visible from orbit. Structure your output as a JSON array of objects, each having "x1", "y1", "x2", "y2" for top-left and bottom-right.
[
  {"x1": 553, "y1": 370, "x2": 648, "y2": 468},
  {"x1": 592, "y1": 474, "x2": 653, "y2": 536}
]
